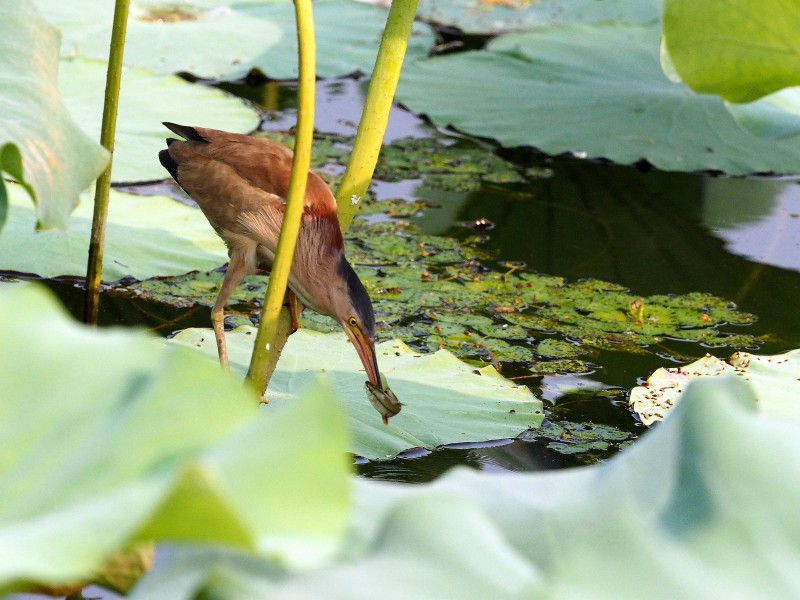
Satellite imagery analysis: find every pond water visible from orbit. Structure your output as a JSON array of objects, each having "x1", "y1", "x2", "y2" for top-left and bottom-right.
[{"x1": 21, "y1": 78, "x2": 800, "y2": 484}]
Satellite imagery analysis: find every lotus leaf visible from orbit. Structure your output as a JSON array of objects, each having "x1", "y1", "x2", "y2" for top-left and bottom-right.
[
  {"x1": 36, "y1": 0, "x2": 434, "y2": 80},
  {"x1": 130, "y1": 374, "x2": 800, "y2": 599},
  {"x1": 0, "y1": 284, "x2": 351, "y2": 592},
  {"x1": 59, "y1": 59, "x2": 260, "y2": 183},
  {"x1": 168, "y1": 327, "x2": 543, "y2": 460},
  {"x1": 629, "y1": 349, "x2": 800, "y2": 425},
  {"x1": 0, "y1": 1, "x2": 108, "y2": 230},
  {"x1": 0, "y1": 183, "x2": 227, "y2": 281},
  {"x1": 663, "y1": 0, "x2": 800, "y2": 103},
  {"x1": 396, "y1": 22, "x2": 800, "y2": 175},
  {"x1": 529, "y1": 358, "x2": 593, "y2": 376},
  {"x1": 415, "y1": 0, "x2": 660, "y2": 34}
]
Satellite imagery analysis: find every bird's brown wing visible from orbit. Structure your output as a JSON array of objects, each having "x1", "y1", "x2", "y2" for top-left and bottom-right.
[
  {"x1": 164, "y1": 126, "x2": 343, "y2": 272},
  {"x1": 168, "y1": 125, "x2": 338, "y2": 217}
]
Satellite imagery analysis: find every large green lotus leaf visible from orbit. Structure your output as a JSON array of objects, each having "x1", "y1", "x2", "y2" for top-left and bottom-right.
[
  {"x1": 0, "y1": 284, "x2": 351, "y2": 590},
  {"x1": 663, "y1": 0, "x2": 800, "y2": 103},
  {"x1": 59, "y1": 59, "x2": 259, "y2": 183},
  {"x1": 131, "y1": 496, "x2": 545, "y2": 599},
  {"x1": 629, "y1": 349, "x2": 800, "y2": 425},
  {"x1": 169, "y1": 327, "x2": 542, "y2": 460},
  {"x1": 36, "y1": 0, "x2": 433, "y2": 81},
  {"x1": 231, "y1": 0, "x2": 435, "y2": 80},
  {"x1": 36, "y1": 0, "x2": 279, "y2": 79},
  {"x1": 0, "y1": 1, "x2": 108, "y2": 230},
  {"x1": 130, "y1": 375, "x2": 800, "y2": 599},
  {"x1": 396, "y1": 22, "x2": 800, "y2": 175},
  {"x1": 416, "y1": 0, "x2": 659, "y2": 34},
  {"x1": 0, "y1": 183, "x2": 227, "y2": 281}
]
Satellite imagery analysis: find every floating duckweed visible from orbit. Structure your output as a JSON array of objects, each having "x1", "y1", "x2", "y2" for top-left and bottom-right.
[
  {"x1": 127, "y1": 132, "x2": 760, "y2": 375},
  {"x1": 374, "y1": 137, "x2": 536, "y2": 191},
  {"x1": 520, "y1": 419, "x2": 633, "y2": 462}
]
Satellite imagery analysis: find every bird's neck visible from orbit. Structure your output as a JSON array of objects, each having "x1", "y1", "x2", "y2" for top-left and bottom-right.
[{"x1": 286, "y1": 214, "x2": 345, "y2": 316}]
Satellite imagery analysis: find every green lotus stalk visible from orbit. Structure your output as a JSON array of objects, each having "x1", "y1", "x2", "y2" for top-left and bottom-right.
[
  {"x1": 335, "y1": 0, "x2": 419, "y2": 232},
  {"x1": 83, "y1": 0, "x2": 130, "y2": 324},
  {"x1": 248, "y1": 0, "x2": 419, "y2": 391},
  {"x1": 245, "y1": 0, "x2": 316, "y2": 395}
]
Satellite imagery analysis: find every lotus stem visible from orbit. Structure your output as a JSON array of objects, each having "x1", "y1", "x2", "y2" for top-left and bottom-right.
[
  {"x1": 83, "y1": 0, "x2": 130, "y2": 324},
  {"x1": 247, "y1": 0, "x2": 418, "y2": 392},
  {"x1": 245, "y1": 0, "x2": 316, "y2": 395},
  {"x1": 335, "y1": 0, "x2": 419, "y2": 232}
]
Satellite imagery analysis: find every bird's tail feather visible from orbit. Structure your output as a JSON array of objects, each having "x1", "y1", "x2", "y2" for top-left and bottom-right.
[
  {"x1": 158, "y1": 148, "x2": 180, "y2": 181},
  {"x1": 162, "y1": 121, "x2": 206, "y2": 143}
]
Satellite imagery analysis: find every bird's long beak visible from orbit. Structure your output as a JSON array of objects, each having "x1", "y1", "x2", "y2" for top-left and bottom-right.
[{"x1": 346, "y1": 326, "x2": 382, "y2": 389}]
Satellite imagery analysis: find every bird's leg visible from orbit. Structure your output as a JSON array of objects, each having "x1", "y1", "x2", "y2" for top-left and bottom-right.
[
  {"x1": 211, "y1": 252, "x2": 249, "y2": 371},
  {"x1": 287, "y1": 288, "x2": 300, "y2": 332}
]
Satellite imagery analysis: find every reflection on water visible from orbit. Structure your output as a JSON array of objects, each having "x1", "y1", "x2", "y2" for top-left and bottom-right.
[{"x1": 704, "y1": 178, "x2": 800, "y2": 273}]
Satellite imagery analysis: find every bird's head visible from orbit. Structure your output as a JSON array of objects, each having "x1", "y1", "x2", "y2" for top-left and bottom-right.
[{"x1": 333, "y1": 256, "x2": 382, "y2": 390}]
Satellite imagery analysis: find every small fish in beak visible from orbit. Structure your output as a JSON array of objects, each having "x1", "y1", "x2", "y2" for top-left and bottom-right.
[{"x1": 365, "y1": 376, "x2": 402, "y2": 425}]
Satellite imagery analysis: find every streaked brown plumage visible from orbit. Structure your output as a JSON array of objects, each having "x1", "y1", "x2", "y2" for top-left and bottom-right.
[{"x1": 159, "y1": 122, "x2": 393, "y2": 418}]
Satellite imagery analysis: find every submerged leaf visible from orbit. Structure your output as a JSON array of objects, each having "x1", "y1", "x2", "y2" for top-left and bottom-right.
[
  {"x1": 169, "y1": 327, "x2": 543, "y2": 460},
  {"x1": 131, "y1": 214, "x2": 759, "y2": 373},
  {"x1": 121, "y1": 131, "x2": 757, "y2": 382},
  {"x1": 374, "y1": 137, "x2": 528, "y2": 191},
  {"x1": 524, "y1": 419, "x2": 633, "y2": 457}
]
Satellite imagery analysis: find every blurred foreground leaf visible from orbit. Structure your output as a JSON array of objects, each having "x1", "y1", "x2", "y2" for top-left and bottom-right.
[
  {"x1": 131, "y1": 375, "x2": 800, "y2": 599},
  {"x1": 0, "y1": 284, "x2": 351, "y2": 593}
]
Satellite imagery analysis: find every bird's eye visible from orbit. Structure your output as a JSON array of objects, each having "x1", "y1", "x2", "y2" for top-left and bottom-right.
[{"x1": 348, "y1": 316, "x2": 358, "y2": 327}]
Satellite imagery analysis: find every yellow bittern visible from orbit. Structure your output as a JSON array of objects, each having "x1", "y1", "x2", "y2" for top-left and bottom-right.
[{"x1": 159, "y1": 122, "x2": 400, "y2": 423}]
